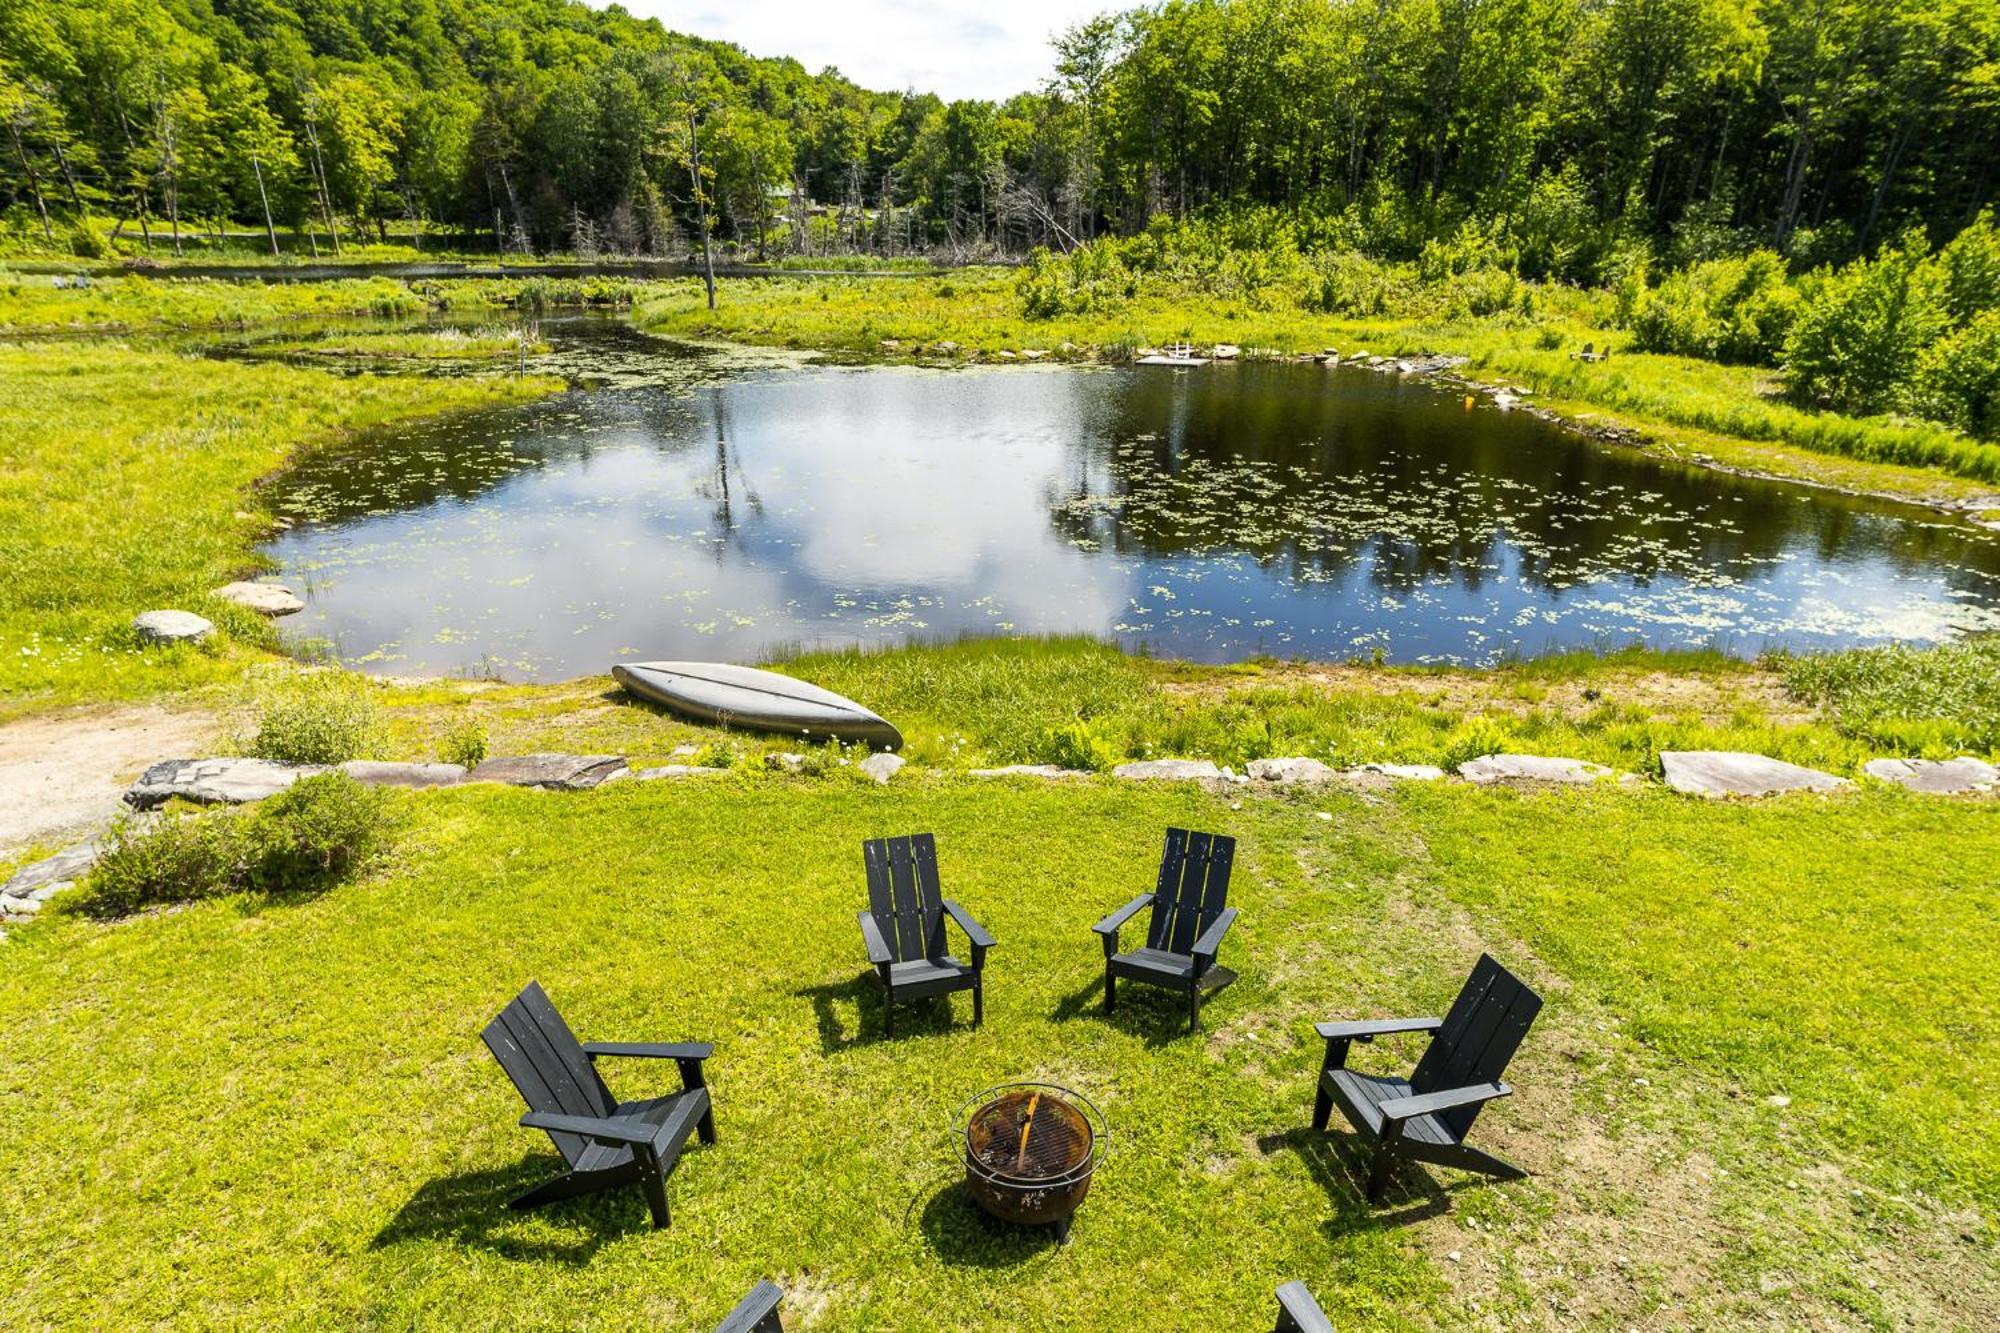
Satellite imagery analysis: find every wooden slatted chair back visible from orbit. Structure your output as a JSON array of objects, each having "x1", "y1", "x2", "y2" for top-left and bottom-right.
[
  {"x1": 1145, "y1": 828, "x2": 1236, "y2": 954},
  {"x1": 862, "y1": 833, "x2": 946, "y2": 964},
  {"x1": 482, "y1": 981, "x2": 617, "y2": 1167},
  {"x1": 1410, "y1": 954, "x2": 1542, "y2": 1137}
]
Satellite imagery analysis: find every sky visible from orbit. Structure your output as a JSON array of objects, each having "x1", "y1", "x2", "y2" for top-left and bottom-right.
[{"x1": 616, "y1": 1, "x2": 1110, "y2": 101}]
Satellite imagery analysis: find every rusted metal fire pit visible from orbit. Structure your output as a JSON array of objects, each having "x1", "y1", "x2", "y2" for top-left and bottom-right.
[{"x1": 954, "y1": 1082, "x2": 1108, "y2": 1244}]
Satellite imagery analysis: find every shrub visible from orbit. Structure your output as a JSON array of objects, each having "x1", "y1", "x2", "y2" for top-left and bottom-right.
[
  {"x1": 1036, "y1": 719, "x2": 1120, "y2": 772},
  {"x1": 247, "y1": 671, "x2": 385, "y2": 765},
  {"x1": 439, "y1": 717, "x2": 488, "y2": 769},
  {"x1": 1910, "y1": 311, "x2": 2000, "y2": 439},
  {"x1": 80, "y1": 772, "x2": 397, "y2": 915},
  {"x1": 245, "y1": 771, "x2": 397, "y2": 893},
  {"x1": 1785, "y1": 238, "x2": 1951, "y2": 412},
  {"x1": 84, "y1": 811, "x2": 248, "y2": 916},
  {"x1": 695, "y1": 737, "x2": 742, "y2": 769},
  {"x1": 69, "y1": 223, "x2": 109, "y2": 260},
  {"x1": 1438, "y1": 716, "x2": 1516, "y2": 769},
  {"x1": 1303, "y1": 250, "x2": 1412, "y2": 316},
  {"x1": 1631, "y1": 250, "x2": 1800, "y2": 364},
  {"x1": 1938, "y1": 210, "x2": 2000, "y2": 324}
]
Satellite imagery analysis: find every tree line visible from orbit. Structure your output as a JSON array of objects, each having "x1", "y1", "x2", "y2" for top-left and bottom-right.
[{"x1": 0, "y1": 0, "x2": 1994, "y2": 275}]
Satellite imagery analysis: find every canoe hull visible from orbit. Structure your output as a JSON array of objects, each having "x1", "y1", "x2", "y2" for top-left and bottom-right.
[{"x1": 613, "y1": 661, "x2": 904, "y2": 750}]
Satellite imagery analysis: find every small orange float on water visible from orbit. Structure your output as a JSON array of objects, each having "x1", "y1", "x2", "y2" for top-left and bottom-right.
[{"x1": 1463, "y1": 394, "x2": 1477, "y2": 409}]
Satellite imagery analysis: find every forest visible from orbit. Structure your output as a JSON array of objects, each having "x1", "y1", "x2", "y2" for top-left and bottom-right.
[{"x1": 0, "y1": 0, "x2": 1994, "y2": 273}]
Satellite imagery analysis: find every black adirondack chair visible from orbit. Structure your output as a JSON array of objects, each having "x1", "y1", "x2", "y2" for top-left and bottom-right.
[
  {"x1": 714, "y1": 1280, "x2": 784, "y2": 1332},
  {"x1": 1273, "y1": 1281, "x2": 1334, "y2": 1333},
  {"x1": 858, "y1": 833, "x2": 994, "y2": 1037},
  {"x1": 1310, "y1": 953, "x2": 1541, "y2": 1202},
  {"x1": 482, "y1": 981, "x2": 715, "y2": 1229},
  {"x1": 1091, "y1": 828, "x2": 1238, "y2": 1032}
]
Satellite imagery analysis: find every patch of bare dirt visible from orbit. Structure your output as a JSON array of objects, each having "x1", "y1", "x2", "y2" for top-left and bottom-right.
[{"x1": 0, "y1": 703, "x2": 221, "y2": 853}]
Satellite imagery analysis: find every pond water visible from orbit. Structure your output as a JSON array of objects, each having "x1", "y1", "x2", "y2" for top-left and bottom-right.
[{"x1": 262, "y1": 319, "x2": 2000, "y2": 679}]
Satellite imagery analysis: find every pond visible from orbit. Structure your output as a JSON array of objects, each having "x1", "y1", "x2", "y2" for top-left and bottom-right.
[{"x1": 262, "y1": 319, "x2": 2000, "y2": 679}]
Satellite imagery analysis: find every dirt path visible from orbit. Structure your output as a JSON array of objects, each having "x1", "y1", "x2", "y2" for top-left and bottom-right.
[{"x1": 0, "y1": 704, "x2": 220, "y2": 853}]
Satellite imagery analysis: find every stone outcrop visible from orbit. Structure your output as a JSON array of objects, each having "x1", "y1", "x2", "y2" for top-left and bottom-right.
[
  {"x1": 1660, "y1": 751, "x2": 1849, "y2": 797},
  {"x1": 211, "y1": 582, "x2": 305, "y2": 616},
  {"x1": 1459, "y1": 754, "x2": 1620, "y2": 785},
  {"x1": 1112, "y1": 758, "x2": 1223, "y2": 782},
  {"x1": 858, "y1": 752, "x2": 906, "y2": 785},
  {"x1": 125, "y1": 757, "x2": 321, "y2": 808},
  {"x1": 467, "y1": 754, "x2": 628, "y2": 790},
  {"x1": 338, "y1": 760, "x2": 467, "y2": 789},
  {"x1": 1861, "y1": 756, "x2": 1997, "y2": 795},
  {"x1": 1247, "y1": 757, "x2": 1338, "y2": 784}
]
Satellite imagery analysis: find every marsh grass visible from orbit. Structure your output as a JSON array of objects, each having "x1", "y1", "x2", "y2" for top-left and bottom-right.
[
  {"x1": 0, "y1": 341, "x2": 559, "y2": 713},
  {"x1": 0, "y1": 273, "x2": 428, "y2": 332},
  {"x1": 1782, "y1": 634, "x2": 2000, "y2": 751}
]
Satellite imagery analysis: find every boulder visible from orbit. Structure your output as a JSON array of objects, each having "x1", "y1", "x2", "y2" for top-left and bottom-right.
[
  {"x1": 1112, "y1": 758, "x2": 1223, "y2": 782},
  {"x1": 467, "y1": 754, "x2": 628, "y2": 790},
  {"x1": 132, "y1": 610, "x2": 214, "y2": 644},
  {"x1": 1660, "y1": 751, "x2": 1849, "y2": 798},
  {"x1": 859, "y1": 752, "x2": 906, "y2": 785},
  {"x1": 211, "y1": 581, "x2": 305, "y2": 616},
  {"x1": 1862, "y1": 756, "x2": 1998, "y2": 795},
  {"x1": 1247, "y1": 757, "x2": 1338, "y2": 784},
  {"x1": 1459, "y1": 754, "x2": 1619, "y2": 785},
  {"x1": 968, "y1": 764, "x2": 1089, "y2": 780},
  {"x1": 765, "y1": 752, "x2": 807, "y2": 773},
  {"x1": 1, "y1": 834, "x2": 110, "y2": 900},
  {"x1": 628, "y1": 764, "x2": 725, "y2": 781},
  {"x1": 125, "y1": 757, "x2": 322, "y2": 809},
  {"x1": 338, "y1": 760, "x2": 467, "y2": 789}
]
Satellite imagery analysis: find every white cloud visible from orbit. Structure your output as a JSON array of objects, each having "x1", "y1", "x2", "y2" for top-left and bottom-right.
[{"x1": 612, "y1": 0, "x2": 1106, "y2": 100}]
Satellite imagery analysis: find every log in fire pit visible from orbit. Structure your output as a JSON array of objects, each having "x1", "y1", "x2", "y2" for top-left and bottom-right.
[{"x1": 955, "y1": 1082, "x2": 1108, "y2": 1244}]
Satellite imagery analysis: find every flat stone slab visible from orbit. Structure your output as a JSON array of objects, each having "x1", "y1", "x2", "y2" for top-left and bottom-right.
[
  {"x1": 212, "y1": 581, "x2": 305, "y2": 616},
  {"x1": 125, "y1": 757, "x2": 322, "y2": 809},
  {"x1": 1862, "y1": 756, "x2": 1998, "y2": 794},
  {"x1": 1661, "y1": 751, "x2": 1850, "y2": 797},
  {"x1": 468, "y1": 754, "x2": 628, "y2": 790},
  {"x1": 1, "y1": 834, "x2": 110, "y2": 901},
  {"x1": 765, "y1": 752, "x2": 807, "y2": 773},
  {"x1": 132, "y1": 610, "x2": 214, "y2": 644},
  {"x1": 859, "y1": 753, "x2": 906, "y2": 785},
  {"x1": 1248, "y1": 757, "x2": 1338, "y2": 784},
  {"x1": 338, "y1": 760, "x2": 467, "y2": 789},
  {"x1": 1459, "y1": 754, "x2": 1619, "y2": 785},
  {"x1": 627, "y1": 764, "x2": 726, "y2": 781},
  {"x1": 1113, "y1": 759, "x2": 1223, "y2": 782},
  {"x1": 968, "y1": 764, "x2": 1090, "y2": 780},
  {"x1": 1342, "y1": 763, "x2": 1448, "y2": 782}
]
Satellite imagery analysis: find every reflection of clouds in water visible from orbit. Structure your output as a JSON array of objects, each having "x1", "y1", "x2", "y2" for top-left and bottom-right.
[{"x1": 267, "y1": 347, "x2": 2000, "y2": 679}]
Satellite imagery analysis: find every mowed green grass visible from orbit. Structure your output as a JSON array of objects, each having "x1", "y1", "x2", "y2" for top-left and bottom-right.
[
  {"x1": 1, "y1": 778, "x2": 1993, "y2": 1329},
  {"x1": 0, "y1": 342, "x2": 559, "y2": 713}
]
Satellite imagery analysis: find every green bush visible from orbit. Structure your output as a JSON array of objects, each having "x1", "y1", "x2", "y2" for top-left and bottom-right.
[
  {"x1": 1631, "y1": 250, "x2": 1800, "y2": 364},
  {"x1": 439, "y1": 717, "x2": 488, "y2": 769},
  {"x1": 1911, "y1": 311, "x2": 2000, "y2": 439},
  {"x1": 1303, "y1": 250, "x2": 1412, "y2": 316},
  {"x1": 69, "y1": 223, "x2": 109, "y2": 260},
  {"x1": 1784, "y1": 238, "x2": 1951, "y2": 413},
  {"x1": 1939, "y1": 210, "x2": 2000, "y2": 325},
  {"x1": 244, "y1": 772, "x2": 397, "y2": 894},
  {"x1": 1438, "y1": 716, "x2": 1516, "y2": 769},
  {"x1": 1035, "y1": 719, "x2": 1120, "y2": 772},
  {"x1": 246, "y1": 671, "x2": 385, "y2": 765},
  {"x1": 81, "y1": 772, "x2": 397, "y2": 915}
]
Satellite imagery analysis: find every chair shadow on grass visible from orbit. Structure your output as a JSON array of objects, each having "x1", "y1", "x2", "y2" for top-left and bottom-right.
[
  {"x1": 1048, "y1": 974, "x2": 1238, "y2": 1050},
  {"x1": 795, "y1": 975, "x2": 971, "y2": 1054},
  {"x1": 371, "y1": 1155, "x2": 638, "y2": 1265},
  {"x1": 1257, "y1": 1127, "x2": 1458, "y2": 1233},
  {"x1": 912, "y1": 1175, "x2": 1069, "y2": 1269}
]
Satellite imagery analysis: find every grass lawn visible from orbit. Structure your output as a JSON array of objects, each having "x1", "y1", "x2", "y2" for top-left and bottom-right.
[
  {"x1": 0, "y1": 342, "x2": 560, "y2": 714},
  {"x1": 0, "y1": 778, "x2": 1993, "y2": 1328}
]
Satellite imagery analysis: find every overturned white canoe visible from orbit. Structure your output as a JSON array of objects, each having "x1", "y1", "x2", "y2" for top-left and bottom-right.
[{"x1": 613, "y1": 660, "x2": 903, "y2": 750}]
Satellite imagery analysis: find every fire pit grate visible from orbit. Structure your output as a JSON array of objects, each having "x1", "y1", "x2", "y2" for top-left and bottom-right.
[{"x1": 952, "y1": 1082, "x2": 1108, "y2": 1244}]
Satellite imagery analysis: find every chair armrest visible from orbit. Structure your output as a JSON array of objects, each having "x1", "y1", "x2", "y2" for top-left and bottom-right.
[
  {"x1": 858, "y1": 910, "x2": 893, "y2": 965},
  {"x1": 582, "y1": 1041, "x2": 714, "y2": 1062},
  {"x1": 1191, "y1": 907, "x2": 1237, "y2": 965},
  {"x1": 1313, "y1": 1016, "x2": 1442, "y2": 1042},
  {"x1": 1378, "y1": 1081, "x2": 1510, "y2": 1122},
  {"x1": 715, "y1": 1279, "x2": 784, "y2": 1333},
  {"x1": 942, "y1": 899, "x2": 995, "y2": 949},
  {"x1": 520, "y1": 1110, "x2": 659, "y2": 1149},
  {"x1": 1092, "y1": 893, "x2": 1153, "y2": 936},
  {"x1": 1274, "y1": 1280, "x2": 1334, "y2": 1333}
]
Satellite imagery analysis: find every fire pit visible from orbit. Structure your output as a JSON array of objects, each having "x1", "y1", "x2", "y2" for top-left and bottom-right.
[{"x1": 954, "y1": 1082, "x2": 1108, "y2": 1244}]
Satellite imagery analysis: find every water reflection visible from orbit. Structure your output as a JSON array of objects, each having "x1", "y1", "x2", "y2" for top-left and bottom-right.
[{"x1": 264, "y1": 325, "x2": 2000, "y2": 678}]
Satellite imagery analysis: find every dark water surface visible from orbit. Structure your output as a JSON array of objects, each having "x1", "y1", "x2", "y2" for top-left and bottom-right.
[{"x1": 263, "y1": 321, "x2": 2000, "y2": 678}]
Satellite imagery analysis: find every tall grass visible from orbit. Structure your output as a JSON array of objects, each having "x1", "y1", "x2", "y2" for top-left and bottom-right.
[{"x1": 1782, "y1": 636, "x2": 2000, "y2": 752}]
